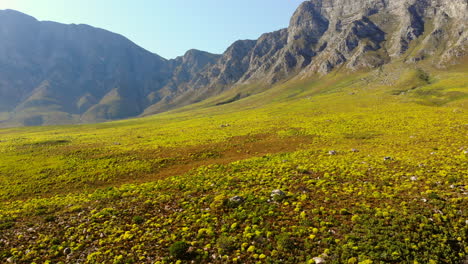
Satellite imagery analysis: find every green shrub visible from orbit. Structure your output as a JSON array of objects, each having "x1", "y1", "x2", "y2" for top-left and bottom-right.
[
  {"x1": 132, "y1": 215, "x2": 144, "y2": 224},
  {"x1": 44, "y1": 215, "x2": 56, "y2": 222},
  {"x1": 217, "y1": 236, "x2": 237, "y2": 254},
  {"x1": 169, "y1": 241, "x2": 193, "y2": 260},
  {"x1": 276, "y1": 233, "x2": 295, "y2": 251},
  {"x1": 0, "y1": 221, "x2": 14, "y2": 230}
]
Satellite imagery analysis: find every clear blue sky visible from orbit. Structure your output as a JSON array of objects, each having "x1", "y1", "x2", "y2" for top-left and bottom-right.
[{"x1": 0, "y1": 0, "x2": 304, "y2": 59}]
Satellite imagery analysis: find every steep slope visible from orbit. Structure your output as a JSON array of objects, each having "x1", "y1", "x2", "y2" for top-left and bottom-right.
[
  {"x1": 152, "y1": 0, "x2": 466, "y2": 112},
  {"x1": 0, "y1": 10, "x2": 221, "y2": 126},
  {"x1": 0, "y1": 9, "x2": 171, "y2": 126},
  {"x1": 142, "y1": 49, "x2": 222, "y2": 114}
]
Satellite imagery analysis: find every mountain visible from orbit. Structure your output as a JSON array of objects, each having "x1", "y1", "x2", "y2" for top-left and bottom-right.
[
  {"x1": 0, "y1": 9, "x2": 168, "y2": 126},
  {"x1": 0, "y1": 0, "x2": 467, "y2": 126},
  {"x1": 0, "y1": 10, "x2": 220, "y2": 126},
  {"x1": 162, "y1": 0, "x2": 467, "y2": 97}
]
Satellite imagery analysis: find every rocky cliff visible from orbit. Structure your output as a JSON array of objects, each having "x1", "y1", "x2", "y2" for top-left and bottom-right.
[
  {"x1": 142, "y1": 0, "x2": 466, "y2": 115},
  {"x1": 185, "y1": 0, "x2": 467, "y2": 85}
]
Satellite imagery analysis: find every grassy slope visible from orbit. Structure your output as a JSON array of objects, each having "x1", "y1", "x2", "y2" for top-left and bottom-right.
[{"x1": 0, "y1": 62, "x2": 467, "y2": 263}]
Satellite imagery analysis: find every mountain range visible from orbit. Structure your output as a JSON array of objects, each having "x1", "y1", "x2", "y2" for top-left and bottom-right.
[{"x1": 0, "y1": 0, "x2": 466, "y2": 127}]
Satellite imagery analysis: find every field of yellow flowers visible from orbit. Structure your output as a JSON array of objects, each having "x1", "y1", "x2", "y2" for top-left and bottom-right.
[{"x1": 0, "y1": 64, "x2": 467, "y2": 263}]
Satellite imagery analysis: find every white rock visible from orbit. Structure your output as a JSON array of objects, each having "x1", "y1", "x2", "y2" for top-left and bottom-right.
[
  {"x1": 313, "y1": 257, "x2": 326, "y2": 263},
  {"x1": 271, "y1": 189, "x2": 286, "y2": 197},
  {"x1": 229, "y1": 196, "x2": 245, "y2": 204}
]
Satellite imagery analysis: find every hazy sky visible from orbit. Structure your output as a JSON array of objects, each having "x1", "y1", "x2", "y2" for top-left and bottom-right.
[{"x1": 0, "y1": 0, "x2": 304, "y2": 59}]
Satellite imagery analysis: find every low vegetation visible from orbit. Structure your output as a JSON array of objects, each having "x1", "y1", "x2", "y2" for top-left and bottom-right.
[{"x1": 0, "y1": 64, "x2": 467, "y2": 263}]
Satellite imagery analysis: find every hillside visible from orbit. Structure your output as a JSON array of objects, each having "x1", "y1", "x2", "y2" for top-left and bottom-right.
[
  {"x1": 0, "y1": 10, "x2": 221, "y2": 127},
  {"x1": 0, "y1": 0, "x2": 467, "y2": 126},
  {"x1": 0, "y1": 60, "x2": 467, "y2": 263}
]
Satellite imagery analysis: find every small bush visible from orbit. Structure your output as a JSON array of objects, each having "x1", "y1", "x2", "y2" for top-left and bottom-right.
[
  {"x1": 0, "y1": 221, "x2": 14, "y2": 230},
  {"x1": 169, "y1": 241, "x2": 193, "y2": 260},
  {"x1": 217, "y1": 236, "x2": 237, "y2": 254},
  {"x1": 44, "y1": 215, "x2": 56, "y2": 222},
  {"x1": 276, "y1": 233, "x2": 295, "y2": 250},
  {"x1": 428, "y1": 192, "x2": 442, "y2": 200},
  {"x1": 132, "y1": 215, "x2": 145, "y2": 224},
  {"x1": 447, "y1": 176, "x2": 458, "y2": 184}
]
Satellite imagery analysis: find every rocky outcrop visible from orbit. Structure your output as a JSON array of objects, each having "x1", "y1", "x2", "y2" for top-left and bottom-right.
[{"x1": 156, "y1": 0, "x2": 467, "y2": 110}]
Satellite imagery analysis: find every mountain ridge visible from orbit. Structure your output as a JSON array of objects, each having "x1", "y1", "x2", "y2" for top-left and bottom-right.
[{"x1": 0, "y1": 0, "x2": 466, "y2": 127}]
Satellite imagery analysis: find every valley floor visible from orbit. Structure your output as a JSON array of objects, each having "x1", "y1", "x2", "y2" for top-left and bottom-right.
[{"x1": 0, "y1": 65, "x2": 467, "y2": 263}]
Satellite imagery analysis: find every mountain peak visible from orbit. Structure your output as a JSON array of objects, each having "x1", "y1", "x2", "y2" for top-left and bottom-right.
[
  {"x1": 181, "y1": 49, "x2": 220, "y2": 64},
  {"x1": 0, "y1": 9, "x2": 36, "y2": 17},
  {"x1": 184, "y1": 49, "x2": 217, "y2": 56},
  {"x1": 0, "y1": 9, "x2": 38, "y2": 26}
]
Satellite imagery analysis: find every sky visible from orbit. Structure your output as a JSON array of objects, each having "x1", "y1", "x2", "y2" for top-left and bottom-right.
[{"x1": 0, "y1": 0, "x2": 304, "y2": 59}]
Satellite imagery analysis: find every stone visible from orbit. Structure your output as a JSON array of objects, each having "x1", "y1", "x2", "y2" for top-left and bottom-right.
[
  {"x1": 271, "y1": 189, "x2": 286, "y2": 202},
  {"x1": 313, "y1": 256, "x2": 326, "y2": 263},
  {"x1": 229, "y1": 196, "x2": 245, "y2": 204},
  {"x1": 63, "y1": 247, "x2": 72, "y2": 255},
  {"x1": 271, "y1": 189, "x2": 286, "y2": 197},
  {"x1": 328, "y1": 150, "x2": 337, "y2": 155}
]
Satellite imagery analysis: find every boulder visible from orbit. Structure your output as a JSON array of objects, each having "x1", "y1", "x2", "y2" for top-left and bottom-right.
[
  {"x1": 229, "y1": 196, "x2": 245, "y2": 204},
  {"x1": 271, "y1": 189, "x2": 286, "y2": 202},
  {"x1": 313, "y1": 256, "x2": 326, "y2": 263},
  {"x1": 271, "y1": 189, "x2": 286, "y2": 197}
]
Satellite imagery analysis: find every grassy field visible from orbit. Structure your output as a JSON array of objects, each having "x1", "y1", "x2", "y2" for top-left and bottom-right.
[{"x1": 0, "y1": 63, "x2": 467, "y2": 263}]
